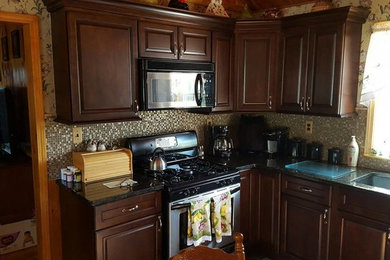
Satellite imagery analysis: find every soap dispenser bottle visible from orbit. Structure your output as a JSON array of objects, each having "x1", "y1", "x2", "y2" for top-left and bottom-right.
[{"x1": 347, "y1": 136, "x2": 359, "y2": 167}]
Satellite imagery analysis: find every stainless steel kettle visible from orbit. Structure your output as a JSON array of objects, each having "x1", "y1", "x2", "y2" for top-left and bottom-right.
[{"x1": 149, "y1": 147, "x2": 167, "y2": 171}]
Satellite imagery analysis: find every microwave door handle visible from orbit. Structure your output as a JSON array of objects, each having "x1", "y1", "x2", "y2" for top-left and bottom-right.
[{"x1": 194, "y1": 74, "x2": 202, "y2": 106}]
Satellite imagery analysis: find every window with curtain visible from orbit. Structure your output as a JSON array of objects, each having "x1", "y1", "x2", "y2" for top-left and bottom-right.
[{"x1": 361, "y1": 21, "x2": 390, "y2": 158}]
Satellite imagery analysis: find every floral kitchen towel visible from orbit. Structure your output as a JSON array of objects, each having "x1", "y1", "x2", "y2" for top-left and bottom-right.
[
  {"x1": 212, "y1": 191, "x2": 232, "y2": 243},
  {"x1": 187, "y1": 199, "x2": 212, "y2": 246}
]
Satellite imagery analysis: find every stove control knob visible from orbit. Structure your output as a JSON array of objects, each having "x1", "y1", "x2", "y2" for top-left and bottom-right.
[
  {"x1": 220, "y1": 180, "x2": 226, "y2": 186},
  {"x1": 190, "y1": 188, "x2": 198, "y2": 195},
  {"x1": 183, "y1": 189, "x2": 190, "y2": 197},
  {"x1": 226, "y1": 179, "x2": 233, "y2": 185}
]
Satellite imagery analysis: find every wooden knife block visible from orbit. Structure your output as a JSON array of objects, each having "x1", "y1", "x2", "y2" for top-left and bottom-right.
[{"x1": 72, "y1": 148, "x2": 133, "y2": 183}]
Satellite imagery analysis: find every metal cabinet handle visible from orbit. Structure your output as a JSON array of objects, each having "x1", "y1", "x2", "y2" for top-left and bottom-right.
[
  {"x1": 306, "y1": 96, "x2": 311, "y2": 111},
  {"x1": 387, "y1": 228, "x2": 390, "y2": 245},
  {"x1": 157, "y1": 216, "x2": 162, "y2": 232},
  {"x1": 121, "y1": 205, "x2": 139, "y2": 213},
  {"x1": 323, "y1": 209, "x2": 328, "y2": 225},
  {"x1": 134, "y1": 99, "x2": 139, "y2": 113},
  {"x1": 268, "y1": 96, "x2": 272, "y2": 109},
  {"x1": 299, "y1": 186, "x2": 313, "y2": 193},
  {"x1": 173, "y1": 43, "x2": 178, "y2": 57},
  {"x1": 179, "y1": 44, "x2": 184, "y2": 57},
  {"x1": 300, "y1": 96, "x2": 305, "y2": 111}
]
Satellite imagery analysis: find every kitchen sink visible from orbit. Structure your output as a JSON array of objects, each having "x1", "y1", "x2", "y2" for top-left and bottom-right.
[{"x1": 352, "y1": 172, "x2": 390, "y2": 190}]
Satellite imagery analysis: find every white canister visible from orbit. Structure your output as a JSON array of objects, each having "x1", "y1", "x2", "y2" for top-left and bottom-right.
[{"x1": 347, "y1": 136, "x2": 359, "y2": 167}]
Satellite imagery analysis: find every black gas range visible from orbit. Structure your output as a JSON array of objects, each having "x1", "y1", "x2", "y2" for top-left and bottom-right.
[
  {"x1": 127, "y1": 131, "x2": 240, "y2": 201},
  {"x1": 127, "y1": 131, "x2": 241, "y2": 258}
]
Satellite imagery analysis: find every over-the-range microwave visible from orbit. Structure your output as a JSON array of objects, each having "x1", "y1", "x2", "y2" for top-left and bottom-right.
[{"x1": 139, "y1": 59, "x2": 215, "y2": 110}]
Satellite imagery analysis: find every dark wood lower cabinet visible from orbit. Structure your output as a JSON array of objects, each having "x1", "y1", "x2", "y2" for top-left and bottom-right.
[
  {"x1": 96, "y1": 214, "x2": 162, "y2": 260},
  {"x1": 280, "y1": 195, "x2": 330, "y2": 260},
  {"x1": 331, "y1": 211, "x2": 390, "y2": 260},
  {"x1": 240, "y1": 169, "x2": 280, "y2": 258},
  {"x1": 59, "y1": 187, "x2": 162, "y2": 260}
]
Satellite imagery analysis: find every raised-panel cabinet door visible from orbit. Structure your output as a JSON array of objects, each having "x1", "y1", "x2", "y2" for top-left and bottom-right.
[
  {"x1": 280, "y1": 195, "x2": 330, "y2": 260},
  {"x1": 178, "y1": 27, "x2": 211, "y2": 61},
  {"x1": 249, "y1": 170, "x2": 280, "y2": 257},
  {"x1": 139, "y1": 22, "x2": 178, "y2": 59},
  {"x1": 306, "y1": 23, "x2": 343, "y2": 115},
  {"x1": 96, "y1": 215, "x2": 162, "y2": 260},
  {"x1": 236, "y1": 33, "x2": 278, "y2": 111},
  {"x1": 279, "y1": 26, "x2": 308, "y2": 113},
  {"x1": 67, "y1": 12, "x2": 138, "y2": 122},
  {"x1": 331, "y1": 211, "x2": 390, "y2": 260},
  {"x1": 212, "y1": 32, "x2": 234, "y2": 112}
]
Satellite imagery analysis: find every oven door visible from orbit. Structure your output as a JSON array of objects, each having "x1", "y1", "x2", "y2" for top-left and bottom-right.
[
  {"x1": 167, "y1": 183, "x2": 240, "y2": 258},
  {"x1": 146, "y1": 72, "x2": 214, "y2": 110}
]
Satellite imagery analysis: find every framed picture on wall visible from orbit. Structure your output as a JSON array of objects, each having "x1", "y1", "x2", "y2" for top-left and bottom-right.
[
  {"x1": 11, "y1": 30, "x2": 21, "y2": 59},
  {"x1": 1, "y1": 36, "x2": 9, "y2": 61}
]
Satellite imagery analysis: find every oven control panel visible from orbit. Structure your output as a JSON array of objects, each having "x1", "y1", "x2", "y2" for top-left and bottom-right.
[{"x1": 168, "y1": 173, "x2": 240, "y2": 201}]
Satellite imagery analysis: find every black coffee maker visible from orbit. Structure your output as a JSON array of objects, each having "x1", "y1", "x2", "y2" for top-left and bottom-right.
[{"x1": 211, "y1": 125, "x2": 233, "y2": 158}]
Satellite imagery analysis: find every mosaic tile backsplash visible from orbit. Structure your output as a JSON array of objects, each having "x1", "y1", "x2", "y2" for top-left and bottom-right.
[{"x1": 2, "y1": 0, "x2": 390, "y2": 179}]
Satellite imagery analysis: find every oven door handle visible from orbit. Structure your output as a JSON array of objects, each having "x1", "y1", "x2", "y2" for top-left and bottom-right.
[
  {"x1": 230, "y1": 186, "x2": 240, "y2": 195},
  {"x1": 171, "y1": 203, "x2": 191, "y2": 210}
]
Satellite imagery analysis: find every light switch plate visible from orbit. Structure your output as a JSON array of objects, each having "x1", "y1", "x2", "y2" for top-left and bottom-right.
[
  {"x1": 73, "y1": 127, "x2": 83, "y2": 144},
  {"x1": 305, "y1": 121, "x2": 313, "y2": 134}
]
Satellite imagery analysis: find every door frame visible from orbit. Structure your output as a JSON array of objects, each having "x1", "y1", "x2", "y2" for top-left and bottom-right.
[{"x1": 0, "y1": 12, "x2": 51, "y2": 260}]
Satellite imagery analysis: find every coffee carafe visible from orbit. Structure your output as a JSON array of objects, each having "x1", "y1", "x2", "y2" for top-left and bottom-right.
[{"x1": 212, "y1": 125, "x2": 233, "y2": 158}]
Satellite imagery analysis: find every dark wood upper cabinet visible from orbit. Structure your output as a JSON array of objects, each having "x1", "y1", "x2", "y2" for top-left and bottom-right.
[
  {"x1": 51, "y1": 11, "x2": 139, "y2": 124},
  {"x1": 139, "y1": 21, "x2": 211, "y2": 61},
  {"x1": 279, "y1": 26, "x2": 308, "y2": 113},
  {"x1": 139, "y1": 22, "x2": 178, "y2": 59},
  {"x1": 306, "y1": 22, "x2": 343, "y2": 115},
  {"x1": 235, "y1": 21, "x2": 280, "y2": 112},
  {"x1": 179, "y1": 27, "x2": 211, "y2": 61},
  {"x1": 279, "y1": 7, "x2": 369, "y2": 117},
  {"x1": 212, "y1": 31, "x2": 234, "y2": 112}
]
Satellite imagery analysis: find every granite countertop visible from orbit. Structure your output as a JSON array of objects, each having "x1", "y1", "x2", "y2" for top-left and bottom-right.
[
  {"x1": 57, "y1": 169, "x2": 164, "y2": 206},
  {"x1": 59, "y1": 151, "x2": 390, "y2": 206},
  {"x1": 205, "y1": 152, "x2": 390, "y2": 198}
]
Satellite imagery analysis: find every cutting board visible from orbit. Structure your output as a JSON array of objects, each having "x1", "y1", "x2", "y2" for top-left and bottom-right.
[{"x1": 285, "y1": 161, "x2": 355, "y2": 179}]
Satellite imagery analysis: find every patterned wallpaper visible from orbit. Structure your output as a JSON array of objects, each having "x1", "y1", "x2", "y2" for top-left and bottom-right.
[{"x1": 1, "y1": 0, "x2": 390, "y2": 178}]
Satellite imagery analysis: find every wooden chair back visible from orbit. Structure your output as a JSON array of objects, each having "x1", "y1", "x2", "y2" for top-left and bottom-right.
[{"x1": 169, "y1": 233, "x2": 245, "y2": 260}]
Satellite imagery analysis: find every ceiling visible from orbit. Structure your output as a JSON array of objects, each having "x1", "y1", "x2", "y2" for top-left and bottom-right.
[{"x1": 185, "y1": 0, "x2": 317, "y2": 13}]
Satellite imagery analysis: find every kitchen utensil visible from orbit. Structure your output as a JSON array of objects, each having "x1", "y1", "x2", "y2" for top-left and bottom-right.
[
  {"x1": 150, "y1": 147, "x2": 167, "y2": 171},
  {"x1": 306, "y1": 142, "x2": 323, "y2": 161},
  {"x1": 328, "y1": 148, "x2": 342, "y2": 165},
  {"x1": 289, "y1": 138, "x2": 306, "y2": 158},
  {"x1": 238, "y1": 115, "x2": 267, "y2": 153},
  {"x1": 265, "y1": 127, "x2": 289, "y2": 155},
  {"x1": 212, "y1": 125, "x2": 234, "y2": 158}
]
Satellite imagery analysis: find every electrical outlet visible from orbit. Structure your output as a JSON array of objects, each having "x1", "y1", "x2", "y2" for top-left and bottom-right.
[
  {"x1": 206, "y1": 119, "x2": 213, "y2": 126},
  {"x1": 305, "y1": 121, "x2": 313, "y2": 134},
  {"x1": 73, "y1": 127, "x2": 83, "y2": 144}
]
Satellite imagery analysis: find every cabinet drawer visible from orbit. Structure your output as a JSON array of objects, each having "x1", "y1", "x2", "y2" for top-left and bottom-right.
[
  {"x1": 282, "y1": 175, "x2": 331, "y2": 206},
  {"x1": 95, "y1": 191, "x2": 161, "y2": 230},
  {"x1": 336, "y1": 187, "x2": 390, "y2": 223}
]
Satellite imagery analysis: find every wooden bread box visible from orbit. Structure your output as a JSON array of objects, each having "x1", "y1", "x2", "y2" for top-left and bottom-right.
[{"x1": 72, "y1": 148, "x2": 133, "y2": 183}]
